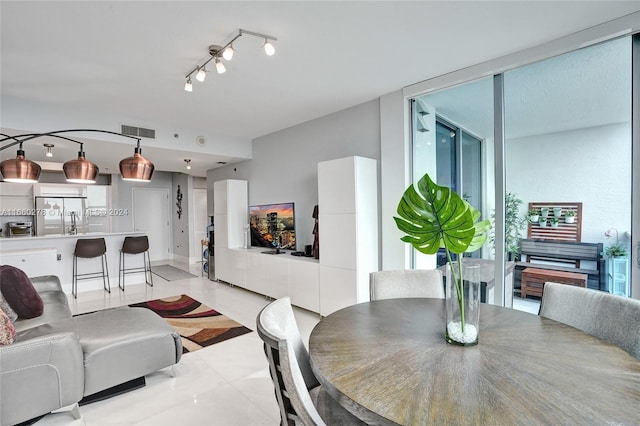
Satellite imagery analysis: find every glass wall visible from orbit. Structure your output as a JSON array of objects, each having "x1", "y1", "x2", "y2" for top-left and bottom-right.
[{"x1": 411, "y1": 35, "x2": 634, "y2": 309}]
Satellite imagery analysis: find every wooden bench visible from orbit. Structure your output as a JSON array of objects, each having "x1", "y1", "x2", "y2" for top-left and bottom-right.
[
  {"x1": 515, "y1": 239, "x2": 605, "y2": 294},
  {"x1": 521, "y1": 268, "x2": 588, "y2": 299}
]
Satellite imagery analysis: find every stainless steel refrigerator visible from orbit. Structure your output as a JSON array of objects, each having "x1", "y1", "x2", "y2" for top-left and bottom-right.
[{"x1": 35, "y1": 197, "x2": 88, "y2": 236}]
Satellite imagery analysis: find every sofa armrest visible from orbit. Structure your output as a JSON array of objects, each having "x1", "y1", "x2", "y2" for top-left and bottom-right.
[
  {"x1": 0, "y1": 332, "x2": 84, "y2": 425},
  {"x1": 29, "y1": 275, "x2": 64, "y2": 295}
]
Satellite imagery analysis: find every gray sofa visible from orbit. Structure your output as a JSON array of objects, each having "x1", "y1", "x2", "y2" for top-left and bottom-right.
[{"x1": 1, "y1": 275, "x2": 182, "y2": 425}]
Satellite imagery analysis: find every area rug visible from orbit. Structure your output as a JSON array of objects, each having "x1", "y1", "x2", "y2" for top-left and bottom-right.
[
  {"x1": 129, "y1": 294, "x2": 252, "y2": 353},
  {"x1": 151, "y1": 264, "x2": 197, "y2": 281}
]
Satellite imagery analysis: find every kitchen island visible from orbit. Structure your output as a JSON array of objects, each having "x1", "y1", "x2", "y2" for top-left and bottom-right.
[{"x1": 0, "y1": 232, "x2": 145, "y2": 295}]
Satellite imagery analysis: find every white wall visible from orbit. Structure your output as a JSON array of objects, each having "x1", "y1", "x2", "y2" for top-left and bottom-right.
[
  {"x1": 506, "y1": 122, "x2": 632, "y2": 247},
  {"x1": 207, "y1": 100, "x2": 381, "y2": 251},
  {"x1": 111, "y1": 171, "x2": 174, "y2": 232}
]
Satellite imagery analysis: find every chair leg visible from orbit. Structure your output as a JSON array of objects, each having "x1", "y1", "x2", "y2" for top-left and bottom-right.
[
  {"x1": 119, "y1": 251, "x2": 125, "y2": 291},
  {"x1": 102, "y1": 253, "x2": 111, "y2": 294},
  {"x1": 145, "y1": 251, "x2": 153, "y2": 287}
]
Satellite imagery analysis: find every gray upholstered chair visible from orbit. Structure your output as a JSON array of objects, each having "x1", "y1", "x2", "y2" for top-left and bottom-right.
[
  {"x1": 369, "y1": 269, "x2": 445, "y2": 301},
  {"x1": 256, "y1": 297, "x2": 365, "y2": 426},
  {"x1": 539, "y1": 282, "x2": 640, "y2": 359}
]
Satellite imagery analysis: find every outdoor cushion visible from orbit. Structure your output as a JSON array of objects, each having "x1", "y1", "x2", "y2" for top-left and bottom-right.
[{"x1": 0, "y1": 265, "x2": 44, "y2": 319}]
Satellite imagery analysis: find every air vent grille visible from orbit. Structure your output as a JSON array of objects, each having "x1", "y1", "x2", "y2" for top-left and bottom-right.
[{"x1": 121, "y1": 125, "x2": 156, "y2": 139}]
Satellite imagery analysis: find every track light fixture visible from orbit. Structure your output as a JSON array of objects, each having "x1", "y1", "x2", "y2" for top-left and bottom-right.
[
  {"x1": 184, "y1": 159, "x2": 191, "y2": 170},
  {"x1": 0, "y1": 129, "x2": 155, "y2": 183},
  {"x1": 184, "y1": 28, "x2": 277, "y2": 92},
  {"x1": 44, "y1": 143, "x2": 54, "y2": 157}
]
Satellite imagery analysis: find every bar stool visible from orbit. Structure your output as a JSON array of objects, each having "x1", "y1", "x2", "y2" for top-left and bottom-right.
[
  {"x1": 72, "y1": 238, "x2": 110, "y2": 299},
  {"x1": 118, "y1": 235, "x2": 153, "y2": 291}
]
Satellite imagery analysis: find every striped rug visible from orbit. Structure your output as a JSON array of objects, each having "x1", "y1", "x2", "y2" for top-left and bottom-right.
[{"x1": 130, "y1": 294, "x2": 252, "y2": 353}]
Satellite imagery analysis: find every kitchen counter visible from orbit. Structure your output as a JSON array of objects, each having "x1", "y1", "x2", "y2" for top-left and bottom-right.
[
  {"x1": 0, "y1": 231, "x2": 145, "y2": 294},
  {"x1": 0, "y1": 231, "x2": 141, "y2": 241}
]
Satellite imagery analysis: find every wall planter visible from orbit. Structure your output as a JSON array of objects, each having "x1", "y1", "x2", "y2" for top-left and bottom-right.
[
  {"x1": 553, "y1": 207, "x2": 562, "y2": 218},
  {"x1": 540, "y1": 207, "x2": 549, "y2": 218},
  {"x1": 550, "y1": 217, "x2": 559, "y2": 227}
]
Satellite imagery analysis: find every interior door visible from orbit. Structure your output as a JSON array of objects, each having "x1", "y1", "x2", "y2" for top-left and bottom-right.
[{"x1": 133, "y1": 188, "x2": 170, "y2": 261}]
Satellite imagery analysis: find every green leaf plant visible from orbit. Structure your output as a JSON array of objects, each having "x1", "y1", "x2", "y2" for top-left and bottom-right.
[{"x1": 394, "y1": 173, "x2": 491, "y2": 333}]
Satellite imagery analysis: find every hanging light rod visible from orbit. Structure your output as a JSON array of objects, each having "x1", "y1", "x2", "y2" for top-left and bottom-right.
[
  {"x1": 184, "y1": 28, "x2": 277, "y2": 91},
  {"x1": 0, "y1": 129, "x2": 154, "y2": 183}
]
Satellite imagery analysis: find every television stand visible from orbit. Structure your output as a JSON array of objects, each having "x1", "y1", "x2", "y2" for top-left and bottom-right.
[{"x1": 262, "y1": 249, "x2": 286, "y2": 255}]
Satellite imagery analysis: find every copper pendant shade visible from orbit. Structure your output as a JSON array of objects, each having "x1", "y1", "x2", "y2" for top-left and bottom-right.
[
  {"x1": 119, "y1": 147, "x2": 154, "y2": 182},
  {"x1": 0, "y1": 150, "x2": 41, "y2": 183},
  {"x1": 63, "y1": 151, "x2": 99, "y2": 183}
]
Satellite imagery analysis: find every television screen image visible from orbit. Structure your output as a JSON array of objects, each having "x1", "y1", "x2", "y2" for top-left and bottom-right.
[{"x1": 249, "y1": 203, "x2": 296, "y2": 250}]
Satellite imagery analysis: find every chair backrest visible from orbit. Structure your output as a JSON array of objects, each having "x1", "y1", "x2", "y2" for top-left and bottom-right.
[
  {"x1": 539, "y1": 282, "x2": 640, "y2": 359},
  {"x1": 257, "y1": 297, "x2": 325, "y2": 426},
  {"x1": 369, "y1": 269, "x2": 444, "y2": 301},
  {"x1": 74, "y1": 238, "x2": 107, "y2": 258},
  {"x1": 122, "y1": 236, "x2": 149, "y2": 254}
]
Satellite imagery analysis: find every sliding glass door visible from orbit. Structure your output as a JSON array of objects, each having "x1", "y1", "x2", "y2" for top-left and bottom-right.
[{"x1": 411, "y1": 34, "x2": 636, "y2": 307}]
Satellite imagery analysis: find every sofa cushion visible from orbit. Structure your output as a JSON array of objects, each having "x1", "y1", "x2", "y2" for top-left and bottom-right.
[
  {"x1": 0, "y1": 265, "x2": 44, "y2": 319},
  {"x1": 0, "y1": 306, "x2": 17, "y2": 345}
]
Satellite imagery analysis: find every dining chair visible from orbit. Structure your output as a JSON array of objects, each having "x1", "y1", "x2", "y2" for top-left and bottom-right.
[
  {"x1": 256, "y1": 297, "x2": 365, "y2": 426},
  {"x1": 539, "y1": 282, "x2": 640, "y2": 359},
  {"x1": 369, "y1": 269, "x2": 445, "y2": 301}
]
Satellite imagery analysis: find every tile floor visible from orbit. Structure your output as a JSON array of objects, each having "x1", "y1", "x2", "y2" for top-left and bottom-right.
[
  {"x1": 35, "y1": 259, "x2": 321, "y2": 426},
  {"x1": 32, "y1": 260, "x2": 542, "y2": 425}
]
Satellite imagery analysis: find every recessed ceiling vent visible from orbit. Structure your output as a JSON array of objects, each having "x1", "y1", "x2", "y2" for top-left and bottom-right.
[{"x1": 121, "y1": 124, "x2": 156, "y2": 139}]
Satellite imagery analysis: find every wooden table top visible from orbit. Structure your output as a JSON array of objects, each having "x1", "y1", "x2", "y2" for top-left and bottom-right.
[{"x1": 309, "y1": 299, "x2": 640, "y2": 425}]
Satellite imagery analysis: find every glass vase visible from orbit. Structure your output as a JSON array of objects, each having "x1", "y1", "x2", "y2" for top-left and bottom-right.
[{"x1": 445, "y1": 262, "x2": 481, "y2": 346}]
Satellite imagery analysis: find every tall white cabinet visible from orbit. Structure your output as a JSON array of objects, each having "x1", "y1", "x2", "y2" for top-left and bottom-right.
[
  {"x1": 213, "y1": 179, "x2": 248, "y2": 284},
  {"x1": 318, "y1": 156, "x2": 378, "y2": 316}
]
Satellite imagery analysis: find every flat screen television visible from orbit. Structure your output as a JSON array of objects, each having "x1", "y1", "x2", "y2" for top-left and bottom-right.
[{"x1": 249, "y1": 202, "x2": 296, "y2": 250}]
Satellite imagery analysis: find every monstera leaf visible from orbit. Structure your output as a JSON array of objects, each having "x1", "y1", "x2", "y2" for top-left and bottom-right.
[{"x1": 394, "y1": 173, "x2": 490, "y2": 256}]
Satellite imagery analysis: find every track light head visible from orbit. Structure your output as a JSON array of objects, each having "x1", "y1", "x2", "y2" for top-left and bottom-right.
[
  {"x1": 196, "y1": 67, "x2": 206, "y2": 82},
  {"x1": 184, "y1": 77, "x2": 193, "y2": 92},
  {"x1": 44, "y1": 143, "x2": 54, "y2": 157},
  {"x1": 215, "y1": 57, "x2": 226, "y2": 74},
  {"x1": 184, "y1": 159, "x2": 191, "y2": 170},
  {"x1": 263, "y1": 39, "x2": 275, "y2": 56},
  {"x1": 223, "y1": 44, "x2": 234, "y2": 61}
]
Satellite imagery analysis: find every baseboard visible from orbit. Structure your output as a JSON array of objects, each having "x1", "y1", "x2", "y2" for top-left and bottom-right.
[{"x1": 79, "y1": 376, "x2": 146, "y2": 405}]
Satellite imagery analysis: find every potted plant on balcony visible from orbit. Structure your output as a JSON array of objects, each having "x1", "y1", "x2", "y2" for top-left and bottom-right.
[
  {"x1": 553, "y1": 207, "x2": 563, "y2": 218},
  {"x1": 540, "y1": 207, "x2": 549, "y2": 218},
  {"x1": 565, "y1": 210, "x2": 576, "y2": 224},
  {"x1": 550, "y1": 217, "x2": 559, "y2": 227},
  {"x1": 538, "y1": 216, "x2": 547, "y2": 227},
  {"x1": 528, "y1": 208, "x2": 540, "y2": 223},
  {"x1": 604, "y1": 228, "x2": 628, "y2": 258},
  {"x1": 394, "y1": 173, "x2": 490, "y2": 346},
  {"x1": 489, "y1": 193, "x2": 526, "y2": 261}
]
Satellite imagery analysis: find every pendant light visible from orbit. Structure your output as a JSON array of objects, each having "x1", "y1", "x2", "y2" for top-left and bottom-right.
[
  {"x1": 119, "y1": 141, "x2": 154, "y2": 182},
  {"x1": 0, "y1": 146, "x2": 41, "y2": 183},
  {"x1": 1, "y1": 129, "x2": 155, "y2": 184},
  {"x1": 63, "y1": 144, "x2": 99, "y2": 183}
]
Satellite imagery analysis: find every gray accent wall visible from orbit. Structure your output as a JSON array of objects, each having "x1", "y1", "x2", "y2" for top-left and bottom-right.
[{"x1": 207, "y1": 99, "x2": 382, "y2": 250}]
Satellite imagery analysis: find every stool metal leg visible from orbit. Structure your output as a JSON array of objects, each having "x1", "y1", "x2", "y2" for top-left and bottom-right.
[
  {"x1": 101, "y1": 253, "x2": 111, "y2": 294},
  {"x1": 119, "y1": 250, "x2": 125, "y2": 291},
  {"x1": 145, "y1": 250, "x2": 153, "y2": 287}
]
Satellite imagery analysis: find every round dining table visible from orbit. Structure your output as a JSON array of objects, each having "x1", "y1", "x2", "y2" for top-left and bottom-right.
[{"x1": 308, "y1": 298, "x2": 640, "y2": 425}]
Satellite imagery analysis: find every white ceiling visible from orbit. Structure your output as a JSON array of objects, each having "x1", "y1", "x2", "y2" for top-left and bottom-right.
[{"x1": 2, "y1": 1, "x2": 639, "y2": 177}]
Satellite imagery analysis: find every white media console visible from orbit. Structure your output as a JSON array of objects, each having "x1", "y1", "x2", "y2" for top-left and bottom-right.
[{"x1": 214, "y1": 156, "x2": 378, "y2": 315}]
